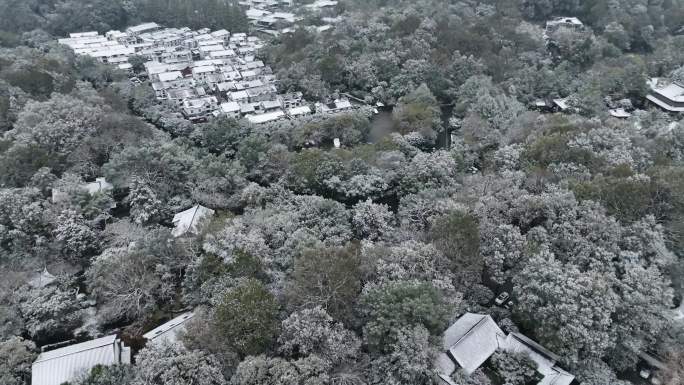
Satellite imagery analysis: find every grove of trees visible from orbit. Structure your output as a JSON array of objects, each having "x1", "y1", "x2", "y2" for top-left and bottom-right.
[{"x1": 0, "y1": 1, "x2": 683, "y2": 385}]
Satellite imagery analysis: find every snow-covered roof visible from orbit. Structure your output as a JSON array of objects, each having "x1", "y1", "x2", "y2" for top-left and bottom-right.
[
  {"x1": 261, "y1": 100, "x2": 281, "y2": 110},
  {"x1": 70, "y1": 31, "x2": 99, "y2": 38},
  {"x1": 289, "y1": 106, "x2": 312, "y2": 116},
  {"x1": 335, "y1": 99, "x2": 352, "y2": 109},
  {"x1": 504, "y1": 333, "x2": 574, "y2": 385},
  {"x1": 247, "y1": 110, "x2": 285, "y2": 124},
  {"x1": 126, "y1": 22, "x2": 160, "y2": 34},
  {"x1": 27, "y1": 268, "x2": 57, "y2": 289},
  {"x1": 442, "y1": 313, "x2": 506, "y2": 374},
  {"x1": 192, "y1": 65, "x2": 217, "y2": 74},
  {"x1": 553, "y1": 98, "x2": 570, "y2": 110},
  {"x1": 547, "y1": 17, "x2": 583, "y2": 27},
  {"x1": 172, "y1": 205, "x2": 215, "y2": 237},
  {"x1": 220, "y1": 101, "x2": 241, "y2": 113},
  {"x1": 158, "y1": 71, "x2": 184, "y2": 82},
  {"x1": 32, "y1": 335, "x2": 130, "y2": 385},
  {"x1": 609, "y1": 108, "x2": 632, "y2": 118},
  {"x1": 651, "y1": 82, "x2": 684, "y2": 102},
  {"x1": 83, "y1": 177, "x2": 113, "y2": 195},
  {"x1": 306, "y1": 0, "x2": 338, "y2": 8},
  {"x1": 210, "y1": 49, "x2": 236, "y2": 58},
  {"x1": 143, "y1": 312, "x2": 194, "y2": 344},
  {"x1": 230, "y1": 90, "x2": 250, "y2": 100}
]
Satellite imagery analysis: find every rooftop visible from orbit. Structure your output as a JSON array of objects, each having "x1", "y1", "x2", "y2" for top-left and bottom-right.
[
  {"x1": 143, "y1": 312, "x2": 194, "y2": 344},
  {"x1": 32, "y1": 335, "x2": 130, "y2": 385},
  {"x1": 247, "y1": 110, "x2": 285, "y2": 124},
  {"x1": 172, "y1": 204, "x2": 215, "y2": 237}
]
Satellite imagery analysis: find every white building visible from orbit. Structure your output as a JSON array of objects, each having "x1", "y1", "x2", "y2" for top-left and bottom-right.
[{"x1": 32, "y1": 335, "x2": 131, "y2": 385}]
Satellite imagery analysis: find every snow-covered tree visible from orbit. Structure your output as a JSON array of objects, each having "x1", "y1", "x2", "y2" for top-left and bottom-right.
[
  {"x1": 135, "y1": 342, "x2": 227, "y2": 385},
  {"x1": 0, "y1": 337, "x2": 36, "y2": 385},
  {"x1": 351, "y1": 199, "x2": 394, "y2": 241},
  {"x1": 127, "y1": 176, "x2": 163, "y2": 225}
]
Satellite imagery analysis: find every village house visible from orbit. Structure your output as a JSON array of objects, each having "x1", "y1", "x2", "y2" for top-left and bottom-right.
[
  {"x1": 126, "y1": 22, "x2": 161, "y2": 36},
  {"x1": 316, "y1": 98, "x2": 353, "y2": 114},
  {"x1": 288, "y1": 105, "x2": 312, "y2": 118},
  {"x1": 278, "y1": 92, "x2": 304, "y2": 109},
  {"x1": 181, "y1": 96, "x2": 219, "y2": 121},
  {"x1": 246, "y1": 84, "x2": 279, "y2": 102},
  {"x1": 32, "y1": 335, "x2": 131, "y2": 385},
  {"x1": 219, "y1": 101, "x2": 242, "y2": 118},
  {"x1": 61, "y1": 24, "x2": 310, "y2": 124}
]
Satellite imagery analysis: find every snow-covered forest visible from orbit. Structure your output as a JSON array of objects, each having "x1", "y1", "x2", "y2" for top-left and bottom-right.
[{"x1": 0, "y1": 1, "x2": 683, "y2": 385}]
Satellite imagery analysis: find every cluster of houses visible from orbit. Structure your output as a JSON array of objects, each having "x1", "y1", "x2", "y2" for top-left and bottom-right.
[
  {"x1": 243, "y1": 0, "x2": 339, "y2": 36},
  {"x1": 59, "y1": 23, "x2": 355, "y2": 124},
  {"x1": 436, "y1": 313, "x2": 575, "y2": 385},
  {"x1": 540, "y1": 16, "x2": 684, "y2": 120}
]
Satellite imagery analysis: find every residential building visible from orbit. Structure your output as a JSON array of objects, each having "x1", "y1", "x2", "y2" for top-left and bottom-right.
[
  {"x1": 219, "y1": 101, "x2": 242, "y2": 118},
  {"x1": 247, "y1": 109, "x2": 286, "y2": 124},
  {"x1": 317, "y1": 98, "x2": 353, "y2": 113},
  {"x1": 288, "y1": 105, "x2": 312, "y2": 117},
  {"x1": 278, "y1": 92, "x2": 304, "y2": 109},
  {"x1": 181, "y1": 96, "x2": 219, "y2": 121},
  {"x1": 126, "y1": 22, "x2": 161, "y2": 36}
]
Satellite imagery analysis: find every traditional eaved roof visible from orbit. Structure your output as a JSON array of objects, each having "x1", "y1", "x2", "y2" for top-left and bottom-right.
[
  {"x1": 32, "y1": 335, "x2": 130, "y2": 385},
  {"x1": 171, "y1": 204, "x2": 215, "y2": 237},
  {"x1": 143, "y1": 312, "x2": 194, "y2": 344},
  {"x1": 441, "y1": 313, "x2": 506, "y2": 374},
  {"x1": 436, "y1": 314, "x2": 574, "y2": 385},
  {"x1": 504, "y1": 333, "x2": 574, "y2": 385}
]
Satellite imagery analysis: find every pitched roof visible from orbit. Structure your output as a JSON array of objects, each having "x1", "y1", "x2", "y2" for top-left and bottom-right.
[
  {"x1": 504, "y1": 333, "x2": 574, "y2": 385},
  {"x1": 171, "y1": 205, "x2": 215, "y2": 237},
  {"x1": 28, "y1": 268, "x2": 57, "y2": 289},
  {"x1": 442, "y1": 313, "x2": 506, "y2": 374},
  {"x1": 32, "y1": 335, "x2": 130, "y2": 385}
]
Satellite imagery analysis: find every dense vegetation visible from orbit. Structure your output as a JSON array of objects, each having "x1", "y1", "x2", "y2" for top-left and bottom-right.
[{"x1": 1, "y1": 0, "x2": 683, "y2": 385}]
